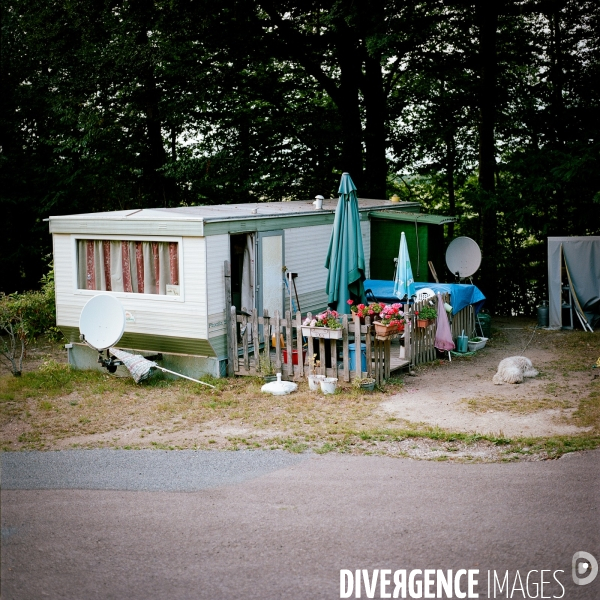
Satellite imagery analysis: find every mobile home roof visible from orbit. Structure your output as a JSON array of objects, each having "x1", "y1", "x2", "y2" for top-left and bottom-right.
[{"x1": 48, "y1": 198, "x2": 422, "y2": 236}]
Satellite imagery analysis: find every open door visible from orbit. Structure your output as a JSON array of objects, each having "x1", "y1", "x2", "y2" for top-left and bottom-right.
[
  {"x1": 257, "y1": 231, "x2": 284, "y2": 318},
  {"x1": 230, "y1": 233, "x2": 255, "y2": 314}
]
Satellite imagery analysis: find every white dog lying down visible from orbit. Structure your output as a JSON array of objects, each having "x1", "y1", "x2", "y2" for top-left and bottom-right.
[{"x1": 492, "y1": 356, "x2": 538, "y2": 384}]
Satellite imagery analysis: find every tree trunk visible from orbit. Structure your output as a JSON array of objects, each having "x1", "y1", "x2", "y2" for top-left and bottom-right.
[
  {"x1": 548, "y1": 3, "x2": 565, "y2": 144},
  {"x1": 337, "y1": 32, "x2": 364, "y2": 189},
  {"x1": 363, "y1": 52, "x2": 388, "y2": 199},
  {"x1": 475, "y1": 2, "x2": 498, "y2": 308},
  {"x1": 141, "y1": 66, "x2": 170, "y2": 205},
  {"x1": 445, "y1": 134, "x2": 456, "y2": 240}
]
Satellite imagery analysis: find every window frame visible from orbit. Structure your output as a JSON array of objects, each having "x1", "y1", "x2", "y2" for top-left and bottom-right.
[{"x1": 71, "y1": 234, "x2": 185, "y2": 302}]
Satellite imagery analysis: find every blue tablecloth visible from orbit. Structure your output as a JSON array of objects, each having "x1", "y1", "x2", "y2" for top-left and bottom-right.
[{"x1": 364, "y1": 280, "x2": 486, "y2": 315}]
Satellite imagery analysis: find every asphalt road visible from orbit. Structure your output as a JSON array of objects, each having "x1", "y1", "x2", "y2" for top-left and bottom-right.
[{"x1": 2, "y1": 449, "x2": 599, "y2": 600}]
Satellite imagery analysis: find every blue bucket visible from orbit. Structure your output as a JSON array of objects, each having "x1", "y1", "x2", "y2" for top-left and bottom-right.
[{"x1": 348, "y1": 343, "x2": 367, "y2": 372}]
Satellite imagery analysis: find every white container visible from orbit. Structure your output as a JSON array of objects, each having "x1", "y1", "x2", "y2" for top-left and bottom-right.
[
  {"x1": 320, "y1": 377, "x2": 338, "y2": 395},
  {"x1": 467, "y1": 337, "x2": 488, "y2": 352},
  {"x1": 308, "y1": 374, "x2": 326, "y2": 392},
  {"x1": 313, "y1": 195, "x2": 324, "y2": 209},
  {"x1": 261, "y1": 373, "x2": 298, "y2": 395},
  {"x1": 301, "y1": 326, "x2": 343, "y2": 339}
]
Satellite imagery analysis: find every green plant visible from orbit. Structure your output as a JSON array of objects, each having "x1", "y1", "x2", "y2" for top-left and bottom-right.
[
  {"x1": 0, "y1": 294, "x2": 28, "y2": 376},
  {"x1": 417, "y1": 305, "x2": 437, "y2": 320},
  {"x1": 469, "y1": 337, "x2": 483, "y2": 342},
  {"x1": 259, "y1": 348, "x2": 275, "y2": 376},
  {"x1": 0, "y1": 263, "x2": 60, "y2": 376}
]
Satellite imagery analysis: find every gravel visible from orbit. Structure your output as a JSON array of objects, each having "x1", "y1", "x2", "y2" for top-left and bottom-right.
[{"x1": 0, "y1": 449, "x2": 309, "y2": 491}]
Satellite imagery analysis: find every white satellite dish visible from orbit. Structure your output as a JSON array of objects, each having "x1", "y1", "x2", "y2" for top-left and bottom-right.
[
  {"x1": 446, "y1": 236, "x2": 482, "y2": 278},
  {"x1": 79, "y1": 295, "x2": 126, "y2": 351}
]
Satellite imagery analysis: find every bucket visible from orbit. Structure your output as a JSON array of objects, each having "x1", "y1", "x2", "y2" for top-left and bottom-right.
[
  {"x1": 456, "y1": 335, "x2": 469, "y2": 353},
  {"x1": 308, "y1": 374, "x2": 325, "y2": 392},
  {"x1": 282, "y1": 348, "x2": 306, "y2": 366},
  {"x1": 348, "y1": 343, "x2": 367, "y2": 372},
  {"x1": 320, "y1": 377, "x2": 338, "y2": 395},
  {"x1": 477, "y1": 311, "x2": 492, "y2": 338},
  {"x1": 537, "y1": 304, "x2": 549, "y2": 327}
]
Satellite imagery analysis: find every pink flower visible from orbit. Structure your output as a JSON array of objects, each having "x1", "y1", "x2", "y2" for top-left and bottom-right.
[{"x1": 347, "y1": 299, "x2": 354, "y2": 305}]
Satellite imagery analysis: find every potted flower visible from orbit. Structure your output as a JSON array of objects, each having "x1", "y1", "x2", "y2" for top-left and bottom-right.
[
  {"x1": 374, "y1": 303, "x2": 405, "y2": 337},
  {"x1": 301, "y1": 309, "x2": 343, "y2": 339},
  {"x1": 416, "y1": 305, "x2": 437, "y2": 327},
  {"x1": 347, "y1": 300, "x2": 385, "y2": 322},
  {"x1": 353, "y1": 376, "x2": 377, "y2": 392}
]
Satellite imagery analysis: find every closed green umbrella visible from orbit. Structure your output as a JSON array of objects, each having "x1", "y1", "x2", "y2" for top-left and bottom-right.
[{"x1": 325, "y1": 173, "x2": 367, "y2": 314}]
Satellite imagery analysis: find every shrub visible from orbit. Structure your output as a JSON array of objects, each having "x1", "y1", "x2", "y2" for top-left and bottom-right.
[{"x1": 0, "y1": 264, "x2": 60, "y2": 376}]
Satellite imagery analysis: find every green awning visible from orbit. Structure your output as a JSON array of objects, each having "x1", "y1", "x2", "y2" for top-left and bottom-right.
[{"x1": 369, "y1": 211, "x2": 456, "y2": 225}]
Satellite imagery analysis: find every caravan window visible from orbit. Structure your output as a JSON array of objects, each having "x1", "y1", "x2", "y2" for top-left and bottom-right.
[{"x1": 76, "y1": 239, "x2": 180, "y2": 296}]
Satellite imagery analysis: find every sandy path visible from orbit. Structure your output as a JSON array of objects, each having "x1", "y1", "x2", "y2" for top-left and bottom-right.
[{"x1": 382, "y1": 317, "x2": 593, "y2": 437}]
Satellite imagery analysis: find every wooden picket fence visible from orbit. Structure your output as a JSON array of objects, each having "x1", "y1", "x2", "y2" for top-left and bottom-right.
[
  {"x1": 410, "y1": 294, "x2": 475, "y2": 365},
  {"x1": 223, "y1": 257, "x2": 475, "y2": 382},
  {"x1": 227, "y1": 307, "x2": 403, "y2": 384},
  {"x1": 226, "y1": 295, "x2": 475, "y2": 381}
]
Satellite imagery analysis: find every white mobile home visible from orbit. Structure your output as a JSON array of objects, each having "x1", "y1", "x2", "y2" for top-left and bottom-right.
[{"x1": 49, "y1": 198, "x2": 424, "y2": 377}]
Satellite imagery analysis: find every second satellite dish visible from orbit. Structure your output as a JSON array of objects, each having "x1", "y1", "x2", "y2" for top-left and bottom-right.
[
  {"x1": 446, "y1": 236, "x2": 482, "y2": 278},
  {"x1": 79, "y1": 294, "x2": 126, "y2": 350}
]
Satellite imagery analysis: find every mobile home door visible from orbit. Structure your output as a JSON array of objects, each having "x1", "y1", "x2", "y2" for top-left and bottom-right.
[{"x1": 257, "y1": 231, "x2": 285, "y2": 318}]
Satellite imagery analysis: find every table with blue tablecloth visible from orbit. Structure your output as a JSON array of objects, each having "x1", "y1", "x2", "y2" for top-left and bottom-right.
[{"x1": 363, "y1": 280, "x2": 486, "y2": 315}]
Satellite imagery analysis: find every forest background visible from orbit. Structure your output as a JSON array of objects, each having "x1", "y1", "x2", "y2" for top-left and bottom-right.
[{"x1": 1, "y1": 0, "x2": 599, "y2": 315}]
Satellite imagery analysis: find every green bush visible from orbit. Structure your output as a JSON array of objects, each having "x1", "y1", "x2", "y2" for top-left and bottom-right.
[{"x1": 0, "y1": 265, "x2": 60, "y2": 376}]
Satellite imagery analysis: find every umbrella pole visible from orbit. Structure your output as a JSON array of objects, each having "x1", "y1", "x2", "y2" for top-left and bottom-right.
[{"x1": 154, "y1": 365, "x2": 216, "y2": 388}]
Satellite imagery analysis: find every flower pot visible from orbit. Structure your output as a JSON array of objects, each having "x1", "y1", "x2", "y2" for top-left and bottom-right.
[
  {"x1": 301, "y1": 326, "x2": 343, "y2": 340},
  {"x1": 374, "y1": 322, "x2": 399, "y2": 337},
  {"x1": 416, "y1": 318, "x2": 429, "y2": 328},
  {"x1": 467, "y1": 337, "x2": 488, "y2": 352},
  {"x1": 358, "y1": 378, "x2": 376, "y2": 392},
  {"x1": 282, "y1": 348, "x2": 307, "y2": 365},
  {"x1": 320, "y1": 377, "x2": 338, "y2": 395},
  {"x1": 308, "y1": 374, "x2": 326, "y2": 392}
]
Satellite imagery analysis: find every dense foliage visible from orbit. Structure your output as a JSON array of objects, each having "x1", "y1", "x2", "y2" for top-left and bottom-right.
[{"x1": 2, "y1": 0, "x2": 599, "y2": 314}]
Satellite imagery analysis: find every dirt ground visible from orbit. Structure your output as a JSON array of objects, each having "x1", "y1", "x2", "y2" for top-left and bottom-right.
[
  {"x1": 384, "y1": 316, "x2": 597, "y2": 437},
  {"x1": 1, "y1": 316, "x2": 599, "y2": 461}
]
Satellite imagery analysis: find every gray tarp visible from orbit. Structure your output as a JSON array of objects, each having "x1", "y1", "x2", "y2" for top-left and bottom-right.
[{"x1": 548, "y1": 237, "x2": 600, "y2": 329}]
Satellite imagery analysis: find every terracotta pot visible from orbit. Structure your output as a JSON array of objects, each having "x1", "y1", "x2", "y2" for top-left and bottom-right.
[
  {"x1": 416, "y1": 318, "x2": 429, "y2": 328},
  {"x1": 374, "y1": 322, "x2": 399, "y2": 337}
]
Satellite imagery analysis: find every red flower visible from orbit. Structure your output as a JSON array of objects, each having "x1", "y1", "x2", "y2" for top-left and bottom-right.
[{"x1": 347, "y1": 299, "x2": 354, "y2": 305}]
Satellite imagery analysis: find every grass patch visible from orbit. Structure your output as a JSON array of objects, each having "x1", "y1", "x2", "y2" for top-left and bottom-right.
[
  {"x1": 462, "y1": 395, "x2": 575, "y2": 414},
  {"x1": 2, "y1": 329, "x2": 600, "y2": 459}
]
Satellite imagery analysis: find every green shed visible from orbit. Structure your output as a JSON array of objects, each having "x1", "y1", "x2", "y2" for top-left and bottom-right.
[{"x1": 368, "y1": 211, "x2": 457, "y2": 282}]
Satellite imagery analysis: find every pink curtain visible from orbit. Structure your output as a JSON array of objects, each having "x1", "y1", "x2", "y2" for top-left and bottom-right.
[{"x1": 78, "y1": 240, "x2": 179, "y2": 295}]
